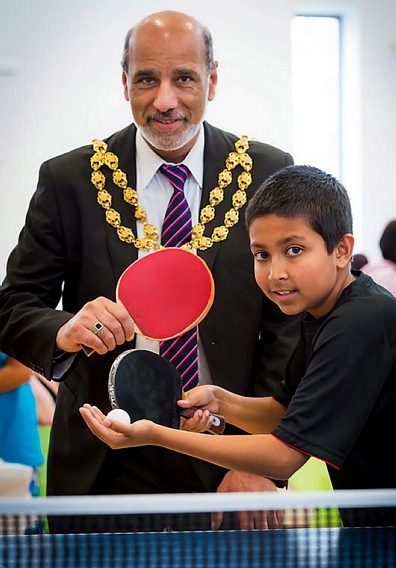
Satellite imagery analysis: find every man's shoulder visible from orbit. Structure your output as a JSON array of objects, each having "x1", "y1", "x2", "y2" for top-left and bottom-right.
[
  {"x1": 43, "y1": 124, "x2": 137, "y2": 168},
  {"x1": 203, "y1": 122, "x2": 292, "y2": 163}
]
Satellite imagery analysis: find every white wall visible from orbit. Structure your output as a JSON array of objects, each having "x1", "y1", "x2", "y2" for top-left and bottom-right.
[
  {"x1": 297, "y1": 0, "x2": 396, "y2": 260},
  {"x1": 0, "y1": 0, "x2": 395, "y2": 278},
  {"x1": 359, "y1": 0, "x2": 396, "y2": 260}
]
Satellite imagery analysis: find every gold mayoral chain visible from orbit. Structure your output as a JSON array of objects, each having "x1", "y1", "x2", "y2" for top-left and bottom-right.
[{"x1": 90, "y1": 135, "x2": 253, "y2": 252}]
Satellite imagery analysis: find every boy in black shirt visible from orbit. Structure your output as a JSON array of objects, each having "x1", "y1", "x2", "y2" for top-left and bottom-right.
[{"x1": 81, "y1": 165, "x2": 396, "y2": 526}]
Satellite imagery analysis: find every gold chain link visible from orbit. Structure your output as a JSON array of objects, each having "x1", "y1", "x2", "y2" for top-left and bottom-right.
[{"x1": 90, "y1": 135, "x2": 253, "y2": 251}]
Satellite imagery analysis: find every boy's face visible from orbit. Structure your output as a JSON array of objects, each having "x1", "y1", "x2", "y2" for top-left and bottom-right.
[{"x1": 249, "y1": 214, "x2": 353, "y2": 319}]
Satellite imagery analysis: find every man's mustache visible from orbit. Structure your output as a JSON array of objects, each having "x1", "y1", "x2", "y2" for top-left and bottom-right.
[{"x1": 148, "y1": 111, "x2": 185, "y2": 121}]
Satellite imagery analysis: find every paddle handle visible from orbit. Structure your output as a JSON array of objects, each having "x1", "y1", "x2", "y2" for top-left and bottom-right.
[
  {"x1": 179, "y1": 408, "x2": 225, "y2": 435},
  {"x1": 81, "y1": 344, "x2": 95, "y2": 357}
]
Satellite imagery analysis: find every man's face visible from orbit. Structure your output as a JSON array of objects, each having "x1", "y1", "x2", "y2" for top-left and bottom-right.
[{"x1": 122, "y1": 20, "x2": 218, "y2": 162}]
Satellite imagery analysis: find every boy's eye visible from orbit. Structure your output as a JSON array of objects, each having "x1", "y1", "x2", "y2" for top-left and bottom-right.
[
  {"x1": 287, "y1": 246, "x2": 303, "y2": 256},
  {"x1": 254, "y1": 251, "x2": 269, "y2": 261}
]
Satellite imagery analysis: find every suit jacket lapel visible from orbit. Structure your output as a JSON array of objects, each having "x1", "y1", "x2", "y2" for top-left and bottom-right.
[{"x1": 100, "y1": 124, "x2": 140, "y2": 286}]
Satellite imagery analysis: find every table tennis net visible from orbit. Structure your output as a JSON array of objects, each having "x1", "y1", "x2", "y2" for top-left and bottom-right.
[{"x1": 1, "y1": 490, "x2": 395, "y2": 567}]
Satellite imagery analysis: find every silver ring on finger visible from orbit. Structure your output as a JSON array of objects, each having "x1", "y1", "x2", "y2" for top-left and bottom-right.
[{"x1": 92, "y1": 321, "x2": 104, "y2": 334}]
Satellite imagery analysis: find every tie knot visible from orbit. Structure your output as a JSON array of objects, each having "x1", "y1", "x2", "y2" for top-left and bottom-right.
[{"x1": 160, "y1": 164, "x2": 189, "y2": 191}]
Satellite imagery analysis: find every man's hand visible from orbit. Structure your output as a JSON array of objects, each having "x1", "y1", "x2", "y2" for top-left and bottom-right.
[
  {"x1": 56, "y1": 297, "x2": 135, "y2": 355},
  {"x1": 212, "y1": 470, "x2": 283, "y2": 530}
]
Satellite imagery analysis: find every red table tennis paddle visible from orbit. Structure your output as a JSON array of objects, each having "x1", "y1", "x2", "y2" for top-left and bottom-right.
[
  {"x1": 82, "y1": 247, "x2": 215, "y2": 356},
  {"x1": 108, "y1": 348, "x2": 225, "y2": 435}
]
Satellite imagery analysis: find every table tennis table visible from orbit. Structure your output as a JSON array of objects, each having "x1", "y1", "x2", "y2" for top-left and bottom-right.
[{"x1": 1, "y1": 526, "x2": 395, "y2": 568}]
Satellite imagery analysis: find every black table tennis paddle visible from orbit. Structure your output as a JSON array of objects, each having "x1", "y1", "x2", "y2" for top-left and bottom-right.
[{"x1": 108, "y1": 349, "x2": 225, "y2": 435}]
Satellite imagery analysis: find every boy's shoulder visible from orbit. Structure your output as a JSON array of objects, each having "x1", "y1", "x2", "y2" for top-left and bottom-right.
[
  {"x1": 332, "y1": 272, "x2": 396, "y2": 336},
  {"x1": 351, "y1": 271, "x2": 396, "y2": 305}
]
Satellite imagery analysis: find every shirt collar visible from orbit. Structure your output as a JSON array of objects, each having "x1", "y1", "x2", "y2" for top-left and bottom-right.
[{"x1": 136, "y1": 126, "x2": 205, "y2": 189}]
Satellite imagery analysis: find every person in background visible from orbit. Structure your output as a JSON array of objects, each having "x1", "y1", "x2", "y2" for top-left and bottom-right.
[
  {"x1": 0, "y1": 352, "x2": 44, "y2": 497},
  {"x1": 0, "y1": 10, "x2": 300, "y2": 532},
  {"x1": 351, "y1": 253, "x2": 368, "y2": 270},
  {"x1": 81, "y1": 165, "x2": 396, "y2": 528},
  {"x1": 362, "y1": 220, "x2": 396, "y2": 296},
  {"x1": 30, "y1": 373, "x2": 58, "y2": 427}
]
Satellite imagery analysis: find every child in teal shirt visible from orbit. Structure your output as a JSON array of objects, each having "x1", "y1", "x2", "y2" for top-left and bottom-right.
[{"x1": 0, "y1": 352, "x2": 44, "y2": 494}]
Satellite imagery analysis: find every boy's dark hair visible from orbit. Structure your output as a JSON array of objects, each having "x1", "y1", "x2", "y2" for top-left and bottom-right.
[
  {"x1": 245, "y1": 165, "x2": 353, "y2": 254},
  {"x1": 379, "y1": 220, "x2": 396, "y2": 263}
]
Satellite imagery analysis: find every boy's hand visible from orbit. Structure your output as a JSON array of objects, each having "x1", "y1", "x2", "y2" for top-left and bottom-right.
[
  {"x1": 180, "y1": 408, "x2": 217, "y2": 433},
  {"x1": 79, "y1": 403, "x2": 155, "y2": 449},
  {"x1": 177, "y1": 384, "x2": 219, "y2": 415}
]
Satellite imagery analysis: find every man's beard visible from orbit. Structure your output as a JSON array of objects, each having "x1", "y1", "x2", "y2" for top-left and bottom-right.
[{"x1": 138, "y1": 121, "x2": 201, "y2": 152}]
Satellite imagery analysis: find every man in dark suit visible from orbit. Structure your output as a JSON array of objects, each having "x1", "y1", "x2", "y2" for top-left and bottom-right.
[{"x1": 0, "y1": 10, "x2": 299, "y2": 532}]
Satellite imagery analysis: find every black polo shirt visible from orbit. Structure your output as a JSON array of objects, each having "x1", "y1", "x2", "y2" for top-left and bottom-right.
[{"x1": 272, "y1": 271, "x2": 396, "y2": 491}]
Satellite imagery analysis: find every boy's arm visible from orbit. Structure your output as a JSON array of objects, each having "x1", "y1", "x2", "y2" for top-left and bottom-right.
[
  {"x1": 152, "y1": 428, "x2": 308, "y2": 481},
  {"x1": 179, "y1": 385, "x2": 286, "y2": 434},
  {"x1": 80, "y1": 404, "x2": 308, "y2": 482}
]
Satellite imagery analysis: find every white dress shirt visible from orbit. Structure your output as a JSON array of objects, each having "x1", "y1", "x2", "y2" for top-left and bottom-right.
[{"x1": 134, "y1": 127, "x2": 212, "y2": 384}]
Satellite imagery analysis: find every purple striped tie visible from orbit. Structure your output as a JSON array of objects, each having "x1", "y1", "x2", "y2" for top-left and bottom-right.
[{"x1": 159, "y1": 164, "x2": 199, "y2": 390}]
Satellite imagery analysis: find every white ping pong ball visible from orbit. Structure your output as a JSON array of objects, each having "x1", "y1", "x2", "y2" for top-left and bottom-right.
[{"x1": 106, "y1": 408, "x2": 131, "y2": 424}]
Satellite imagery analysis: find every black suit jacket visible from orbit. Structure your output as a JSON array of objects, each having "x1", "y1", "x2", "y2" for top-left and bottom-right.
[{"x1": 0, "y1": 122, "x2": 299, "y2": 498}]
